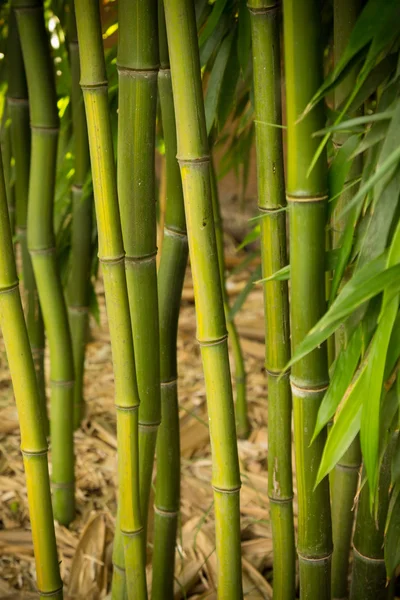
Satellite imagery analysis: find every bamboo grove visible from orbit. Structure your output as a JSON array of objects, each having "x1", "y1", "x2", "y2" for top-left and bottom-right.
[{"x1": 0, "y1": 0, "x2": 398, "y2": 598}]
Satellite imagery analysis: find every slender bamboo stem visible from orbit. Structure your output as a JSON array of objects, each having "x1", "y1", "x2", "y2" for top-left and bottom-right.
[
  {"x1": 330, "y1": 2, "x2": 362, "y2": 598},
  {"x1": 248, "y1": 2, "x2": 296, "y2": 597},
  {"x1": 283, "y1": 0, "x2": 333, "y2": 597},
  {"x1": 209, "y1": 159, "x2": 249, "y2": 439},
  {"x1": 65, "y1": 2, "x2": 93, "y2": 430},
  {"x1": 163, "y1": 0, "x2": 243, "y2": 596},
  {"x1": 151, "y1": 5, "x2": 188, "y2": 596},
  {"x1": 0, "y1": 106, "x2": 15, "y2": 234},
  {"x1": 0, "y1": 140, "x2": 63, "y2": 599},
  {"x1": 7, "y1": 7, "x2": 47, "y2": 433},
  {"x1": 14, "y1": 0, "x2": 75, "y2": 525},
  {"x1": 350, "y1": 440, "x2": 396, "y2": 600},
  {"x1": 117, "y1": 0, "x2": 160, "y2": 542},
  {"x1": 74, "y1": 1, "x2": 147, "y2": 596}
]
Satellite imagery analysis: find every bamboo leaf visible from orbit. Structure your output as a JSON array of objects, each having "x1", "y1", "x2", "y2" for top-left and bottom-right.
[
  {"x1": 312, "y1": 325, "x2": 363, "y2": 442},
  {"x1": 345, "y1": 53, "x2": 399, "y2": 114},
  {"x1": 237, "y1": 0, "x2": 251, "y2": 76},
  {"x1": 205, "y1": 32, "x2": 235, "y2": 134},
  {"x1": 315, "y1": 111, "x2": 395, "y2": 136},
  {"x1": 228, "y1": 265, "x2": 262, "y2": 320},
  {"x1": 217, "y1": 33, "x2": 240, "y2": 130},
  {"x1": 199, "y1": 0, "x2": 229, "y2": 47},
  {"x1": 384, "y1": 482, "x2": 400, "y2": 578},
  {"x1": 236, "y1": 224, "x2": 260, "y2": 251}
]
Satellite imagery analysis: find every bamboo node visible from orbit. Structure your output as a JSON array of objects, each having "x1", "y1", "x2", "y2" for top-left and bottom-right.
[
  {"x1": 121, "y1": 526, "x2": 144, "y2": 538},
  {"x1": 286, "y1": 193, "x2": 328, "y2": 203},
  {"x1": 29, "y1": 247, "x2": 56, "y2": 256},
  {"x1": 117, "y1": 65, "x2": 158, "y2": 77},
  {"x1": 197, "y1": 333, "x2": 228, "y2": 347},
  {"x1": 112, "y1": 562, "x2": 125, "y2": 574},
  {"x1": 71, "y1": 184, "x2": 84, "y2": 192},
  {"x1": 115, "y1": 404, "x2": 139, "y2": 413},
  {"x1": 80, "y1": 81, "x2": 108, "y2": 90},
  {"x1": 164, "y1": 226, "x2": 187, "y2": 240},
  {"x1": 265, "y1": 367, "x2": 290, "y2": 378},
  {"x1": 154, "y1": 505, "x2": 178, "y2": 518},
  {"x1": 21, "y1": 447, "x2": 48, "y2": 457},
  {"x1": 212, "y1": 483, "x2": 241, "y2": 494},
  {"x1": 7, "y1": 97, "x2": 29, "y2": 106},
  {"x1": 51, "y1": 379, "x2": 74, "y2": 389},
  {"x1": 297, "y1": 551, "x2": 333, "y2": 562},
  {"x1": 258, "y1": 205, "x2": 286, "y2": 214},
  {"x1": 36, "y1": 584, "x2": 64, "y2": 597},
  {"x1": 159, "y1": 67, "x2": 171, "y2": 76},
  {"x1": 0, "y1": 281, "x2": 19, "y2": 295},
  {"x1": 138, "y1": 422, "x2": 160, "y2": 432},
  {"x1": 177, "y1": 155, "x2": 210, "y2": 165},
  {"x1": 160, "y1": 378, "x2": 177, "y2": 388},
  {"x1": 52, "y1": 481, "x2": 75, "y2": 489},
  {"x1": 125, "y1": 250, "x2": 157, "y2": 264},
  {"x1": 268, "y1": 495, "x2": 294, "y2": 504},
  {"x1": 68, "y1": 305, "x2": 89, "y2": 315},
  {"x1": 353, "y1": 547, "x2": 385, "y2": 564},
  {"x1": 30, "y1": 125, "x2": 59, "y2": 134},
  {"x1": 98, "y1": 253, "x2": 125, "y2": 265},
  {"x1": 247, "y1": 3, "x2": 279, "y2": 15},
  {"x1": 290, "y1": 380, "x2": 329, "y2": 397}
]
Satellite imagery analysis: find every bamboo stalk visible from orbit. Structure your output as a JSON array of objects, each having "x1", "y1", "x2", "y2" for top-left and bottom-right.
[
  {"x1": 74, "y1": 1, "x2": 147, "y2": 596},
  {"x1": 151, "y1": 4, "x2": 188, "y2": 595},
  {"x1": 248, "y1": 2, "x2": 296, "y2": 597},
  {"x1": 282, "y1": 0, "x2": 333, "y2": 597},
  {"x1": 0, "y1": 140, "x2": 63, "y2": 599},
  {"x1": 0, "y1": 106, "x2": 15, "y2": 234},
  {"x1": 163, "y1": 0, "x2": 243, "y2": 596},
  {"x1": 7, "y1": 6, "x2": 47, "y2": 433},
  {"x1": 14, "y1": 0, "x2": 75, "y2": 525},
  {"x1": 117, "y1": 0, "x2": 160, "y2": 541},
  {"x1": 209, "y1": 159, "x2": 249, "y2": 440},
  {"x1": 65, "y1": 2, "x2": 93, "y2": 430},
  {"x1": 330, "y1": 2, "x2": 362, "y2": 598},
  {"x1": 350, "y1": 440, "x2": 395, "y2": 600}
]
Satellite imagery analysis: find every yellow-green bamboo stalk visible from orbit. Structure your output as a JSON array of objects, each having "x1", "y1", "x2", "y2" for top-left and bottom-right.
[
  {"x1": 283, "y1": 0, "x2": 333, "y2": 597},
  {"x1": 74, "y1": 1, "x2": 147, "y2": 597},
  {"x1": 330, "y1": 2, "x2": 362, "y2": 598},
  {"x1": 163, "y1": 0, "x2": 243, "y2": 596},
  {"x1": 151, "y1": 4, "x2": 188, "y2": 596},
  {"x1": 0, "y1": 106, "x2": 15, "y2": 234},
  {"x1": 0, "y1": 140, "x2": 63, "y2": 600},
  {"x1": 209, "y1": 158, "x2": 249, "y2": 439},
  {"x1": 248, "y1": 2, "x2": 296, "y2": 597},
  {"x1": 65, "y1": 2, "x2": 93, "y2": 430},
  {"x1": 14, "y1": 0, "x2": 75, "y2": 525},
  {"x1": 117, "y1": 0, "x2": 160, "y2": 541},
  {"x1": 7, "y1": 6, "x2": 47, "y2": 434}
]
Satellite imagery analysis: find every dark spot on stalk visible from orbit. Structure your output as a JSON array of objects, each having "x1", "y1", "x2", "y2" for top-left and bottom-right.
[
  {"x1": 202, "y1": 219, "x2": 207, "y2": 228},
  {"x1": 272, "y1": 162, "x2": 276, "y2": 175}
]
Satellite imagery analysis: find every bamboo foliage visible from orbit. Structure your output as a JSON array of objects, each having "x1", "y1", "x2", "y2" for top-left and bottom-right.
[
  {"x1": 0, "y1": 143, "x2": 63, "y2": 599},
  {"x1": 248, "y1": 1, "x2": 296, "y2": 598},
  {"x1": 117, "y1": 0, "x2": 160, "y2": 540},
  {"x1": 74, "y1": 0, "x2": 147, "y2": 596},
  {"x1": 14, "y1": 0, "x2": 75, "y2": 526},
  {"x1": 151, "y1": 3, "x2": 188, "y2": 597},
  {"x1": 163, "y1": 0, "x2": 243, "y2": 596},
  {"x1": 282, "y1": 0, "x2": 333, "y2": 597}
]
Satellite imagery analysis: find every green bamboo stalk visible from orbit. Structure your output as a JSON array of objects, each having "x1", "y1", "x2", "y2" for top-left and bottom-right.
[
  {"x1": 65, "y1": 2, "x2": 93, "y2": 430},
  {"x1": 151, "y1": 5, "x2": 188, "y2": 596},
  {"x1": 14, "y1": 0, "x2": 75, "y2": 525},
  {"x1": 209, "y1": 159, "x2": 249, "y2": 439},
  {"x1": 331, "y1": 2, "x2": 362, "y2": 598},
  {"x1": 74, "y1": 1, "x2": 147, "y2": 596},
  {"x1": 163, "y1": 0, "x2": 243, "y2": 596},
  {"x1": 0, "y1": 139, "x2": 63, "y2": 599},
  {"x1": 282, "y1": 0, "x2": 333, "y2": 597},
  {"x1": 350, "y1": 441, "x2": 395, "y2": 600},
  {"x1": 117, "y1": 0, "x2": 160, "y2": 542},
  {"x1": 0, "y1": 106, "x2": 15, "y2": 234},
  {"x1": 248, "y1": 2, "x2": 296, "y2": 598},
  {"x1": 7, "y1": 6, "x2": 47, "y2": 435}
]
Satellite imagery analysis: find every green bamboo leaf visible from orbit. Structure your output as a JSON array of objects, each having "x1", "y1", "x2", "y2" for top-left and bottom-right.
[
  {"x1": 205, "y1": 32, "x2": 235, "y2": 134},
  {"x1": 199, "y1": 0, "x2": 229, "y2": 47},
  {"x1": 312, "y1": 325, "x2": 363, "y2": 442},
  {"x1": 286, "y1": 255, "x2": 400, "y2": 370},
  {"x1": 373, "y1": 99, "x2": 400, "y2": 205},
  {"x1": 361, "y1": 220, "x2": 400, "y2": 499},
  {"x1": 256, "y1": 264, "x2": 290, "y2": 284},
  {"x1": 217, "y1": 33, "x2": 240, "y2": 130},
  {"x1": 385, "y1": 312, "x2": 400, "y2": 381},
  {"x1": 352, "y1": 119, "x2": 388, "y2": 157},
  {"x1": 384, "y1": 482, "x2": 400, "y2": 578},
  {"x1": 199, "y1": 12, "x2": 228, "y2": 67},
  {"x1": 236, "y1": 224, "x2": 260, "y2": 251},
  {"x1": 315, "y1": 111, "x2": 394, "y2": 136},
  {"x1": 392, "y1": 434, "x2": 400, "y2": 485},
  {"x1": 228, "y1": 264, "x2": 262, "y2": 320},
  {"x1": 328, "y1": 134, "x2": 360, "y2": 212}
]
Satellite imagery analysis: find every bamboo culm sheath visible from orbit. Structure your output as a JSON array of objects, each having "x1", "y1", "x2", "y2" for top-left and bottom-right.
[
  {"x1": 66, "y1": 2, "x2": 93, "y2": 430},
  {"x1": 330, "y1": 1, "x2": 363, "y2": 597},
  {"x1": 0, "y1": 140, "x2": 63, "y2": 599},
  {"x1": 14, "y1": 0, "x2": 75, "y2": 526},
  {"x1": 74, "y1": 1, "x2": 147, "y2": 597},
  {"x1": 248, "y1": 2, "x2": 296, "y2": 598},
  {"x1": 283, "y1": 0, "x2": 333, "y2": 597},
  {"x1": 209, "y1": 159, "x2": 249, "y2": 440},
  {"x1": 163, "y1": 0, "x2": 243, "y2": 596},
  {"x1": 117, "y1": 0, "x2": 161, "y2": 545},
  {"x1": 7, "y1": 7, "x2": 47, "y2": 433},
  {"x1": 152, "y1": 4, "x2": 188, "y2": 595}
]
